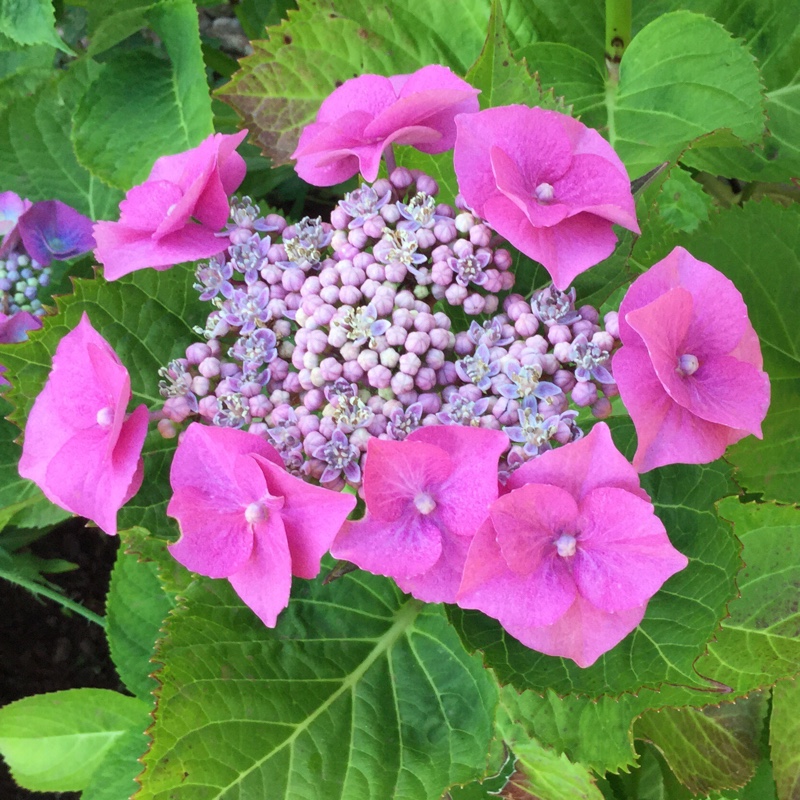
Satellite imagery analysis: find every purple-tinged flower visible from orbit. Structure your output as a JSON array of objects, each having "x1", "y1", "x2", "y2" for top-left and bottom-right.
[
  {"x1": 437, "y1": 394, "x2": 490, "y2": 426},
  {"x1": 225, "y1": 196, "x2": 279, "y2": 234},
  {"x1": 531, "y1": 285, "x2": 581, "y2": 325},
  {"x1": 503, "y1": 405, "x2": 560, "y2": 457},
  {"x1": 194, "y1": 256, "x2": 234, "y2": 301},
  {"x1": 457, "y1": 423, "x2": 688, "y2": 668},
  {"x1": 387, "y1": 402, "x2": 423, "y2": 440},
  {"x1": 0, "y1": 310, "x2": 42, "y2": 344},
  {"x1": 455, "y1": 343, "x2": 499, "y2": 391},
  {"x1": 213, "y1": 393, "x2": 250, "y2": 429},
  {"x1": 167, "y1": 424, "x2": 355, "y2": 626},
  {"x1": 229, "y1": 233, "x2": 271, "y2": 284},
  {"x1": 229, "y1": 328, "x2": 277, "y2": 381},
  {"x1": 218, "y1": 284, "x2": 272, "y2": 333},
  {"x1": 498, "y1": 361, "x2": 563, "y2": 402},
  {"x1": 325, "y1": 381, "x2": 373, "y2": 433},
  {"x1": 292, "y1": 65, "x2": 480, "y2": 186},
  {"x1": 14, "y1": 200, "x2": 95, "y2": 266},
  {"x1": 280, "y1": 216, "x2": 332, "y2": 269},
  {"x1": 613, "y1": 247, "x2": 770, "y2": 472},
  {"x1": 448, "y1": 249, "x2": 491, "y2": 287},
  {"x1": 158, "y1": 358, "x2": 198, "y2": 411},
  {"x1": 373, "y1": 228, "x2": 428, "y2": 269},
  {"x1": 454, "y1": 106, "x2": 639, "y2": 289},
  {"x1": 332, "y1": 303, "x2": 390, "y2": 348},
  {"x1": 340, "y1": 185, "x2": 392, "y2": 228},
  {"x1": 331, "y1": 425, "x2": 508, "y2": 603},
  {"x1": 0, "y1": 192, "x2": 29, "y2": 253},
  {"x1": 467, "y1": 317, "x2": 514, "y2": 348},
  {"x1": 19, "y1": 314, "x2": 148, "y2": 535},
  {"x1": 314, "y1": 429, "x2": 361, "y2": 484},
  {"x1": 568, "y1": 334, "x2": 614, "y2": 383},
  {"x1": 397, "y1": 192, "x2": 443, "y2": 231}
]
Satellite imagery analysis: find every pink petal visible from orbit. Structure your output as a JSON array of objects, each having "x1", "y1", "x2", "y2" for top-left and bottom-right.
[
  {"x1": 362, "y1": 437, "x2": 453, "y2": 522},
  {"x1": 228, "y1": 514, "x2": 293, "y2": 628},
  {"x1": 252, "y1": 454, "x2": 355, "y2": 579},
  {"x1": 330, "y1": 512, "x2": 443, "y2": 579},
  {"x1": 316, "y1": 74, "x2": 397, "y2": 123},
  {"x1": 510, "y1": 594, "x2": 646, "y2": 668},
  {"x1": 489, "y1": 483, "x2": 579, "y2": 575},
  {"x1": 507, "y1": 422, "x2": 649, "y2": 503},
  {"x1": 0, "y1": 310, "x2": 42, "y2": 344},
  {"x1": 457, "y1": 517, "x2": 577, "y2": 628},
  {"x1": 573, "y1": 487, "x2": 687, "y2": 612},
  {"x1": 118, "y1": 181, "x2": 184, "y2": 231}
]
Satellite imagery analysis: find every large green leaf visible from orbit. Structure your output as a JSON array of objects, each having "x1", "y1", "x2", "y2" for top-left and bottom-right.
[
  {"x1": 448, "y1": 419, "x2": 740, "y2": 698},
  {"x1": 73, "y1": 0, "x2": 214, "y2": 190},
  {"x1": 81, "y1": 727, "x2": 151, "y2": 800},
  {"x1": 770, "y1": 679, "x2": 800, "y2": 800},
  {"x1": 0, "y1": 267, "x2": 207, "y2": 535},
  {"x1": 0, "y1": 688, "x2": 149, "y2": 792},
  {"x1": 138, "y1": 568, "x2": 498, "y2": 799},
  {"x1": 107, "y1": 531, "x2": 177, "y2": 701},
  {"x1": 218, "y1": 0, "x2": 491, "y2": 165},
  {"x1": 636, "y1": 693, "x2": 768, "y2": 794},
  {"x1": 0, "y1": 60, "x2": 122, "y2": 219},
  {"x1": 673, "y1": 201, "x2": 800, "y2": 504}
]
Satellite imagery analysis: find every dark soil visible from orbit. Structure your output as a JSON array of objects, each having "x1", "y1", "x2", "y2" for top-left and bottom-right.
[{"x1": 0, "y1": 519, "x2": 123, "y2": 799}]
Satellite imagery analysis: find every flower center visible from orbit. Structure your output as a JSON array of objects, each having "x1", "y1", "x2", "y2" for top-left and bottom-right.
[
  {"x1": 677, "y1": 353, "x2": 700, "y2": 376},
  {"x1": 555, "y1": 533, "x2": 577, "y2": 558},
  {"x1": 244, "y1": 501, "x2": 268, "y2": 525},
  {"x1": 96, "y1": 406, "x2": 114, "y2": 428},
  {"x1": 414, "y1": 492, "x2": 437, "y2": 515},
  {"x1": 534, "y1": 182, "x2": 555, "y2": 204}
]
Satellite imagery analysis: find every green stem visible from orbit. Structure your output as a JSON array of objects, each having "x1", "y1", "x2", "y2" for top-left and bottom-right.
[
  {"x1": 605, "y1": 0, "x2": 632, "y2": 83},
  {"x1": 5, "y1": 575, "x2": 107, "y2": 628}
]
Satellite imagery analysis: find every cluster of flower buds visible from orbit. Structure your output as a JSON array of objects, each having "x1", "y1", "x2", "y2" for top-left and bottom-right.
[
  {"x1": 0, "y1": 252, "x2": 51, "y2": 317},
  {"x1": 155, "y1": 170, "x2": 622, "y2": 491}
]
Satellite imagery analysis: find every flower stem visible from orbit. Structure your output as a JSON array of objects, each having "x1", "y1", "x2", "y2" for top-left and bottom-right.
[
  {"x1": 6, "y1": 574, "x2": 107, "y2": 628},
  {"x1": 383, "y1": 145, "x2": 397, "y2": 176},
  {"x1": 605, "y1": 0, "x2": 632, "y2": 83}
]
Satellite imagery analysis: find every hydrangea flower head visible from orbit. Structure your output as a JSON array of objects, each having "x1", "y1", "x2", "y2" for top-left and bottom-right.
[
  {"x1": 18, "y1": 313, "x2": 149, "y2": 535},
  {"x1": 292, "y1": 65, "x2": 480, "y2": 186},
  {"x1": 16, "y1": 200, "x2": 95, "y2": 265},
  {"x1": 457, "y1": 423, "x2": 688, "y2": 667},
  {"x1": 613, "y1": 247, "x2": 770, "y2": 472},
  {"x1": 94, "y1": 131, "x2": 248, "y2": 280},
  {"x1": 331, "y1": 425, "x2": 508, "y2": 603},
  {"x1": 167, "y1": 424, "x2": 356, "y2": 627},
  {"x1": 454, "y1": 105, "x2": 639, "y2": 289}
]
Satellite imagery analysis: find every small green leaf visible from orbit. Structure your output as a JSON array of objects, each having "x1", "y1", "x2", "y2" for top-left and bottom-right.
[
  {"x1": 107, "y1": 532, "x2": 176, "y2": 701},
  {"x1": 81, "y1": 727, "x2": 151, "y2": 800},
  {"x1": 673, "y1": 201, "x2": 800, "y2": 504},
  {"x1": 0, "y1": 689, "x2": 149, "y2": 792},
  {"x1": 770, "y1": 679, "x2": 800, "y2": 800},
  {"x1": 138, "y1": 567, "x2": 498, "y2": 799},
  {"x1": 0, "y1": 0, "x2": 69, "y2": 51},
  {"x1": 635, "y1": 693, "x2": 768, "y2": 794},
  {"x1": 657, "y1": 169, "x2": 712, "y2": 234}
]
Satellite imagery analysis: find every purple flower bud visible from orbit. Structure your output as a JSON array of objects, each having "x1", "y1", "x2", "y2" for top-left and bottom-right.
[
  {"x1": 405, "y1": 330, "x2": 430, "y2": 355},
  {"x1": 463, "y1": 294, "x2": 485, "y2": 315},
  {"x1": 192, "y1": 376, "x2": 210, "y2": 396},
  {"x1": 343, "y1": 360, "x2": 363, "y2": 382},
  {"x1": 198, "y1": 357, "x2": 221, "y2": 378},
  {"x1": 368, "y1": 364, "x2": 392, "y2": 389},
  {"x1": 415, "y1": 367, "x2": 437, "y2": 391},
  {"x1": 592, "y1": 331, "x2": 615, "y2": 352},
  {"x1": 389, "y1": 167, "x2": 413, "y2": 190},
  {"x1": 548, "y1": 324, "x2": 572, "y2": 345},
  {"x1": 434, "y1": 220, "x2": 457, "y2": 243},
  {"x1": 249, "y1": 394, "x2": 272, "y2": 418},
  {"x1": 445, "y1": 284, "x2": 468, "y2": 305},
  {"x1": 571, "y1": 381, "x2": 598, "y2": 407},
  {"x1": 198, "y1": 396, "x2": 219, "y2": 419},
  {"x1": 186, "y1": 342, "x2": 212, "y2": 364}
]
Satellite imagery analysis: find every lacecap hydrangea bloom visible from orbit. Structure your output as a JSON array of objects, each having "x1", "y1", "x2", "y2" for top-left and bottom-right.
[
  {"x1": 456, "y1": 423, "x2": 688, "y2": 667},
  {"x1": 331, "y1": 425, "x2": 508, "y2": 603},
  {"x1": 613, "y1": 246, "x2": 770, "y2": 472},
  {"x1": 19, "y1": 314, "x2": 149, "y2": 535},
  {"x1": 292, "y1": 65, "x2": 480, "y2": 186},
  {"x1": 94, "y1": 131, "x2": 248, "y2": 280},
  {"x1": 167, "y1": 423, "x2": 355, "y2": 627},
  {"x1": 454, "y1": 105, "x2": 639, "y2": 290}
]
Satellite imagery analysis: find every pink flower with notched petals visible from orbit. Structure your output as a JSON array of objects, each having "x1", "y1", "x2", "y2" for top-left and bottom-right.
[
  {"x1": 94, "y1": 131, "x2": 248, "y2": 281},
  {"x1": 613, "y1": 247, "x2": 770, "y2": 473},
  {"x1": 454, "y1": 105, "x2": 639, "y2": 290},
  {"x1": 457, "y1": 423, "x2": 687, "y2": 668},
  {"x1": 167, "y1": 424, "x2": 356, "y2": 627},
  {"x1": 18, "y1": 314, "x2": 149, "y2": 535},
  {"x1": 291, "y1": 65, "x2": 480, "y2": 187},
  {"x1": 331, "y1": 425, "x2": 508, "y2": 603}
]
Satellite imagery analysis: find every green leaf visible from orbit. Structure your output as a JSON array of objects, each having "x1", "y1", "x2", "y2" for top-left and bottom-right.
[
  {"x1": 611, "y1": 12, "x2": 766, "y2": 178},
  {"x1": 656, "y1": 169, "x2": 712, "y2": 234},
  {"x1": 81, "y1": 727, "x2": 151, "y2": 800},
  {"x1": 74, "y1": 0, "x2": 214, "y2": 190},
  {"x1": 0, "y1": 688, "x2": 149, "y2": 792},
  {"x1": 770, "y1": 679, "x2": 800, "y2": 800},
  {"x1": 138, "y1": 568, "x2": 498, "y2": 799},
  {"x1": 0, "y1": 60, "x2": 123, "y2": 219},
  {"x1": 107, "y1": 532, "x2": 176, "y2": 701},
  {"x1": 635, "y1": 693, "x2": 768, "y2": 794},
  {"x1": 497, "y1": 718, "x2": 604, "y2": 800},
  {"x1": 218, "y1": 0, "x2": 491, "y2": 165},
  {"x1": 448, "y1": 419, "x2": 740, "y2": 697},
  {"x1": 0, "y1": 0, "x2": 69, "y2": 51},
  {"x1": 673, "y1": 201, "x2": 800, "y2": 504},
  {"x1": 0, "y1": 267, "x2": 207, "y2": 535}
]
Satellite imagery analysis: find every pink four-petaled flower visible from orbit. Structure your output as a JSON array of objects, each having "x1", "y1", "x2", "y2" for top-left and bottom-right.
[
  {"x1": 167, "y1": 424, "x2": 356, "y2": 627},
  {"x1": 292, "y1": 65, "x2": 480, "y2": 186},
  {"x1": 454, "y1": 105, "x2": 639, "y2": 290},
  {"x1": 613, "y1": 246, "x2": 770, "y2": 472},
  {"x1": 456, "y1": 423, "x2": 688, "y2": 667},
  {"x1": 331, "y1": 425, "x2": 508, "y2": 603},
  {"x1": 19, "y1": 313, "x2": 149, "y2": 535},
  {"x1": 94, "y1": 131, "x2": 248, "y2": 280}
]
